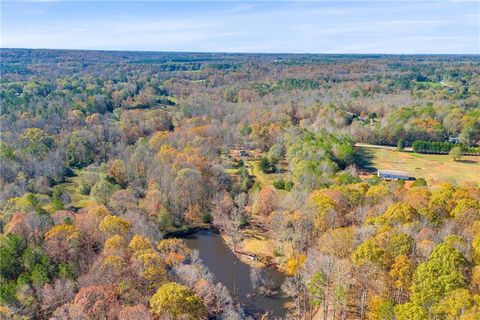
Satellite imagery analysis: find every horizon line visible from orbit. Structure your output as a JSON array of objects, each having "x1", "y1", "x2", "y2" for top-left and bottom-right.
[{"x1": 2, "y1": 47, "x2": 480, "y2": 56}]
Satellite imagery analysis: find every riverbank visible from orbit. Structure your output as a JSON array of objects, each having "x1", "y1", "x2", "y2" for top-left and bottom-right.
[
  {"x1": 183, "y1": 230, "x2": 289, "y2": 318},
  {"x1": 162, "y1": 215, "x2": 285, "y2": 268},
  {"x1": 164, "y1": 220, "x2": 287, "y2": 273},
  {"x1": 217, "y1": 214, "x2": 291, "y2": 274},
  {"x1": 163, "y1": 223, "x2": 213, "y2": 238}
]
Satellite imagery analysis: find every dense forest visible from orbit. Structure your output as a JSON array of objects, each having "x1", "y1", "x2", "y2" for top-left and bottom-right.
[{"x1": 1, "y1": 49, "x2": 480, "y2": 320}]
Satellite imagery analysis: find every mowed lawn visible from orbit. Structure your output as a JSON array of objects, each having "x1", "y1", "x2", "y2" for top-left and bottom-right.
[{"x1": 363, "y1": 146, "x2": 480, "y2": 186}]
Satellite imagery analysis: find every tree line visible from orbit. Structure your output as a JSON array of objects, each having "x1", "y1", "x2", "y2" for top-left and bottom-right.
[{"x1": 412, "y1": 140, "x2": 480, "y2": 155}]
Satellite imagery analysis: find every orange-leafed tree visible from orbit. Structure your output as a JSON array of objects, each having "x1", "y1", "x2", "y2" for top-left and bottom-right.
[
  {"x1": 253, "y1": 187, "x2": 278, "y2": 216},
  {"x1": 44, "y1": 224, "x2": 80, "y2": 263}
]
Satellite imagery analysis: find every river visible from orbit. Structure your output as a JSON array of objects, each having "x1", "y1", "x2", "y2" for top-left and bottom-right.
[{"x1": 183, "y1": 230, "x2": 288, "y2": 318}]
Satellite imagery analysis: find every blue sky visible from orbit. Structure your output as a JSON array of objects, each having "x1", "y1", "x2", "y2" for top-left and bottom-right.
[{"x1": 1, "y1": 1, "x2": 479, "y2": 54}]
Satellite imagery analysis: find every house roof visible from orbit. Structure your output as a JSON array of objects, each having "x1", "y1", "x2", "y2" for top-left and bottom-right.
[{"x1": 378, "y1": 170, "x2": 409, "y2": 177}]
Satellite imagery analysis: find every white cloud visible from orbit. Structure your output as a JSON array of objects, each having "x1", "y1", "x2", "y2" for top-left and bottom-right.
[{"x1": 1, "y1": 1, "x2": 479, "y2": 53}]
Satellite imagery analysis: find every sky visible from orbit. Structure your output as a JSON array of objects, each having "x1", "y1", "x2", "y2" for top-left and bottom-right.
[{"x1": 1, "y1": 1, "x2": 479, "y2": 54}]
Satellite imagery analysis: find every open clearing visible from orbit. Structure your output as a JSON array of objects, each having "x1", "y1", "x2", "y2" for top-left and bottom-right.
[
  {"x1": 62, "y1": 170, "x2": 91, "y2": 209},
  {"x1": 226, "y1": 149, "x2": 292, "y2": 192},
  {"x1": 362, "y1": 146, "x2": 480, "y2": 186},
  {"x1": 247, "y1": 160, "x2": 290, "y2": 192}
]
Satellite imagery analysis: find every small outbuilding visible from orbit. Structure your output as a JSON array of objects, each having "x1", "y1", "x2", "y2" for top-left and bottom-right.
[
  {"x1": 377, "y1": 170, "x2": 412, "y2": 181},
  {"x1": 449, "y1": 136, "x2": 460, "y2": 144}
]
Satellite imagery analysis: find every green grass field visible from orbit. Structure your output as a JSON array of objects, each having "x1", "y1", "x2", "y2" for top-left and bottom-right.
[
  {"x1": 247, "y1": 160, "x2": 291, "y2": 195},
  {"x1": 62, "y1": 170, "x2": 92, "y2": 208},
  {"x1": 415, "y1": 81, "x2": 444, "y2": 88},
  {"x1": 363, "y1": 146, "x2": 480, "y2": 187}
]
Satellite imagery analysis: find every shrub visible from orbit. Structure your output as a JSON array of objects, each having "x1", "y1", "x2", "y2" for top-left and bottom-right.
[
  {"x1": 284, "y1": 180, "x2": 294, "y2": 191},
  {"x1": 412, "y1": 178, "x2": 427, "y2": 187},
  {"x1": 259, "y1": 157, "x2": 277, "y2": 174},
  {"x1": 202, "y1": 212, "x2": 212, "y2": 224},
  {"x1": 273, "y1": 179, "x2": 285, "y2": 190},
  {"x1": 449, "y1": 146, "x2": 462, "y2": 161}
]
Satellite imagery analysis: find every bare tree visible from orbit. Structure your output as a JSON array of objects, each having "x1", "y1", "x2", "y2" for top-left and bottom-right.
[{"x1": 212, "y1": 192, "x2": 247, "y2": 252}]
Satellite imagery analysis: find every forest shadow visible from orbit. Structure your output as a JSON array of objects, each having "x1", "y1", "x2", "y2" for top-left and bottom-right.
[
  {"x1": 456, "y1": 159, "x2": 478, "y2": 164},
  {"x1": 354, "y1": 147, "x2": 376, "y2": 172}
]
